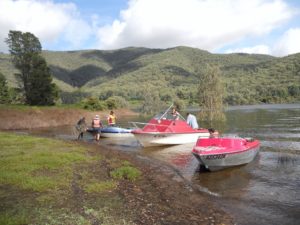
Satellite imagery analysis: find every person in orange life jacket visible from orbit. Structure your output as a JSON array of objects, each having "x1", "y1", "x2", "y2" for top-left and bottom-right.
[
  {"x1": 92, "y1": 115, "x2": 103, "y2": 141},
  {"x1": 107, "y1": 110, "x2": 117, "y2": 126},
  {"x1": 208, "y1": 128, "x2": 219, "y2": 138}
]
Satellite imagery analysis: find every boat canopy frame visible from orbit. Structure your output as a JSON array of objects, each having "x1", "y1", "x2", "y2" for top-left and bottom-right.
[{"x1": 154, "y1": 104, "x2": 186, "y2": 121}]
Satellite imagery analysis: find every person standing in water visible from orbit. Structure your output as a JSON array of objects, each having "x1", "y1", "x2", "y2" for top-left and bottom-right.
[
  {"x1": 76, "y1": 117, "x2": 87, "y2": 140},
  {"x1": 92, "y1": 115, "x2": 103, "y2": 141}
]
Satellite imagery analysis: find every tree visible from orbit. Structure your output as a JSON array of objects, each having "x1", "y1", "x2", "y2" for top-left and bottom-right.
[
  {"x1": 197, "y1": 64, "x2": 226, "y2": 122},
  {"x1": 26, "y1": 54, "x2": 58, "y2": 105},
  {"x1": 0, "y1": 72, "x2": 10, "y2": 104},
  {"x1": 105, "y1": 96, "x2": 128, "y2": 109},
  {"x1": 140, "y1": 85, "x2": 163, "y2": 115},
  {"x1": 5, "y1": 30, "x2": 57, "y2": 105},
  {"x1": 82, "y1": 97, "x2": 106, "y2": 111}
]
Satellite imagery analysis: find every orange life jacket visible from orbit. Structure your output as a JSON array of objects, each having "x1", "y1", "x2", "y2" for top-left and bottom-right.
[{"x1": 108, "y1": 115, "x2": 116, "y2": 125}]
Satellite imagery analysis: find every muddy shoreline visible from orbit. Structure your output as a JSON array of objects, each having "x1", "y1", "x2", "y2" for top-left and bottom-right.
[
  {"x1": 0, "y1": 107, "x2": 234, "y2": 224},
  {"x1": 81, "y1": 141, "x2": 234, "y2": 225}
]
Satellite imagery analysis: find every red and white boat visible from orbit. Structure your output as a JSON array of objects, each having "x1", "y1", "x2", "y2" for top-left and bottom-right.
[
  {"x1": 192, "y1": 137, "x2": 260, "y2": 171},
  {"x1": 131, "y1": 106, "x2": 210, "y2": 147}
]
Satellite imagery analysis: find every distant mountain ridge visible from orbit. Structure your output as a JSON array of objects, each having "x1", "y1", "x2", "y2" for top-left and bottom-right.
[{"x1": 0, "y1": 46, "x2": 299, "y2": 105}]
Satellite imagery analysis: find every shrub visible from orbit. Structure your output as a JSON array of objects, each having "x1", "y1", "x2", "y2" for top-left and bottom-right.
[
  {"x1": 105, "y1": 96, "x2": 128, "y2": 109},
  {"x1": 288, "y1": 85, "x2": 300, "y2": 97},
  {"x1": 82, "y1": 97, "x2": 106, "y2": 111}
]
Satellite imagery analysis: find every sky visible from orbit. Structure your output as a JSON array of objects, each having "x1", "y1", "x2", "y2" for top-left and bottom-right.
[{"x1": 0, "y1": 0, "x2": 300, "y2": 56}]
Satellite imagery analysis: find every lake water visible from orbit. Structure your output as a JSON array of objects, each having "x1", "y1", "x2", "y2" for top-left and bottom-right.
[{"x1": 23, "y1": 104, "x2": 300, "y2": 225}]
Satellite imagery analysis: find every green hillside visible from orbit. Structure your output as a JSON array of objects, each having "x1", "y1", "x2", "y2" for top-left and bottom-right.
[{"x1": 1, "y1": 46, "x2": 299, "y2": 105}]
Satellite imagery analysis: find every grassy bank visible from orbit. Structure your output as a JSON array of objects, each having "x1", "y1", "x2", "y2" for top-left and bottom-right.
[
  {"x1": 0, "y1": 105, "x2": 138, "y2": 130},
  {"x1": 0, "y1": 132, "x2": 141, "y2": 225}
]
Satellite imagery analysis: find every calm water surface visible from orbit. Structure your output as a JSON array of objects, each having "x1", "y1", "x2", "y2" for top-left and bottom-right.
[{"x1": 23, "y1": 104, "x2": 300, "y2": 225}]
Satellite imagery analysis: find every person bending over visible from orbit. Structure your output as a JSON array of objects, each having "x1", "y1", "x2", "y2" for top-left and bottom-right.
[{"x1": 186, "y1": 113, "x2": 199, "y2": 129}]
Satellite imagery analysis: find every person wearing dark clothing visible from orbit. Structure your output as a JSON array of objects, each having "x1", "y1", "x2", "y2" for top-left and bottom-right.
[{"x1": 76, "y1": 117, "x2": 87, "y2": 140}]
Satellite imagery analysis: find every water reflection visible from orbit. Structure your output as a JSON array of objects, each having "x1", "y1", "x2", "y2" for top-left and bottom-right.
[
  {"x1": 100, "y1": 137, "x2": 140, "y2": 151},
  {"x1": 192, "y1": 163, "x2": 254, "y2": 198},
  {"x1": 140, "y1": 143, "x2": 197, "y2": 180},
  {"x1": 276, "y1": 153, "x2": 298, "y2": 166}
]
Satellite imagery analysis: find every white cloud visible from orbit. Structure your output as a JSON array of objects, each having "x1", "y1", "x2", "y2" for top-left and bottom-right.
[
  {"x1": 225, "y1": 45, "x2": 271, "y2": 55},
  {"x1": 96, "y1": 0, "x2": 295, "y2": 51},
  {"x1": 1, "y1": 0, "x2": 298, "y2": 56},
  {"x1": 0, "y1": 0, "x2": 92, "y2": 52},
  {"x1": 224, "y1": 28, "x2": 300, "y2": 56},
  {"x1": 273, "y1": 28, "x2": 300, "y2": 56}
]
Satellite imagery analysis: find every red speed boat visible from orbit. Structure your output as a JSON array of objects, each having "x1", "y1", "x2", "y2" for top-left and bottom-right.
[
  {"x1": 192, "y1": 137, "x2": 260, "y2": 171},
  {"x1": 131, "y1": 106, "x2": 210, "y2": 147}
]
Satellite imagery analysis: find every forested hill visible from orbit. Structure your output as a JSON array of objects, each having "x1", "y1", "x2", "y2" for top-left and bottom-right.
[{"x1": 0, "y1": 46, "x2": 299, "y2": 105}]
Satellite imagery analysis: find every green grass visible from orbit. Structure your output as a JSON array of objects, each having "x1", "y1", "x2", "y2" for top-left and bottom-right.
[
  {"x1": 0, "y1": 104, "x2": 33, "y2": 111},
  {"x1": 110, "y1": 161, "x2": 142, "y2": 181},
  {"x1": 0, "y1": 132, "x2": 87, "y2": 191},
  {"x1": 0, "y1": 132, "x2": 141, "y2": 225},
  {"x1": 84, "y1": 180, "x2": 117, "y2": 193},
  {"x1": 0, "y1": 211, "x2": 28, "y2": 225}
]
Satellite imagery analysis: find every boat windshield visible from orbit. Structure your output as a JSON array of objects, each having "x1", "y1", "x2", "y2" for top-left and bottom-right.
[{"x1": 153, "y1": 107, "x2": 185, "y2": 121}]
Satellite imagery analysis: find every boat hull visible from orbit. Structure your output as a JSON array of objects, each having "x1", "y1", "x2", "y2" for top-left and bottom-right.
[
  {"x1": 133, "y1": 132, "x2": 210, "y2": 147},
  {"x1": 100, "y1": 131, "x2": 133, "y2": 138},
  {"x1": 130, "y1": 108, "x2": 210, "y2": 147},
  {"x1": 192, "y1": 138, "x2": 260, "y2": 171},
  {"x1": 87, "y1": 127, "x2": 134, "y2": 138}
]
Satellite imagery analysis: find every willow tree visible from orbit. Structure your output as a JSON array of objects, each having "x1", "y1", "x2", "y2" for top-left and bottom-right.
[{"x1": 197, "y1": 64, "x2": 226, "y2": 122}]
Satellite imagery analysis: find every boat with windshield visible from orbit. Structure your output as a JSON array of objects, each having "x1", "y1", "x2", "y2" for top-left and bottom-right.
[{"x1": 131, "y1": 105, "x2": 210, "y2": 147}]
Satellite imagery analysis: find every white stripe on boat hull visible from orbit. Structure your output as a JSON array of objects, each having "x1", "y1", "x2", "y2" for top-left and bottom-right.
[
  {"x1": 134, "y1": 132, "x2": 210, "y2": 147},
  {"x1": 193, "y1": 146, "x2": 260, "y2": 171},
  {"x1": 100, "y1": 132, "x2": 134, "y2": 138}
]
